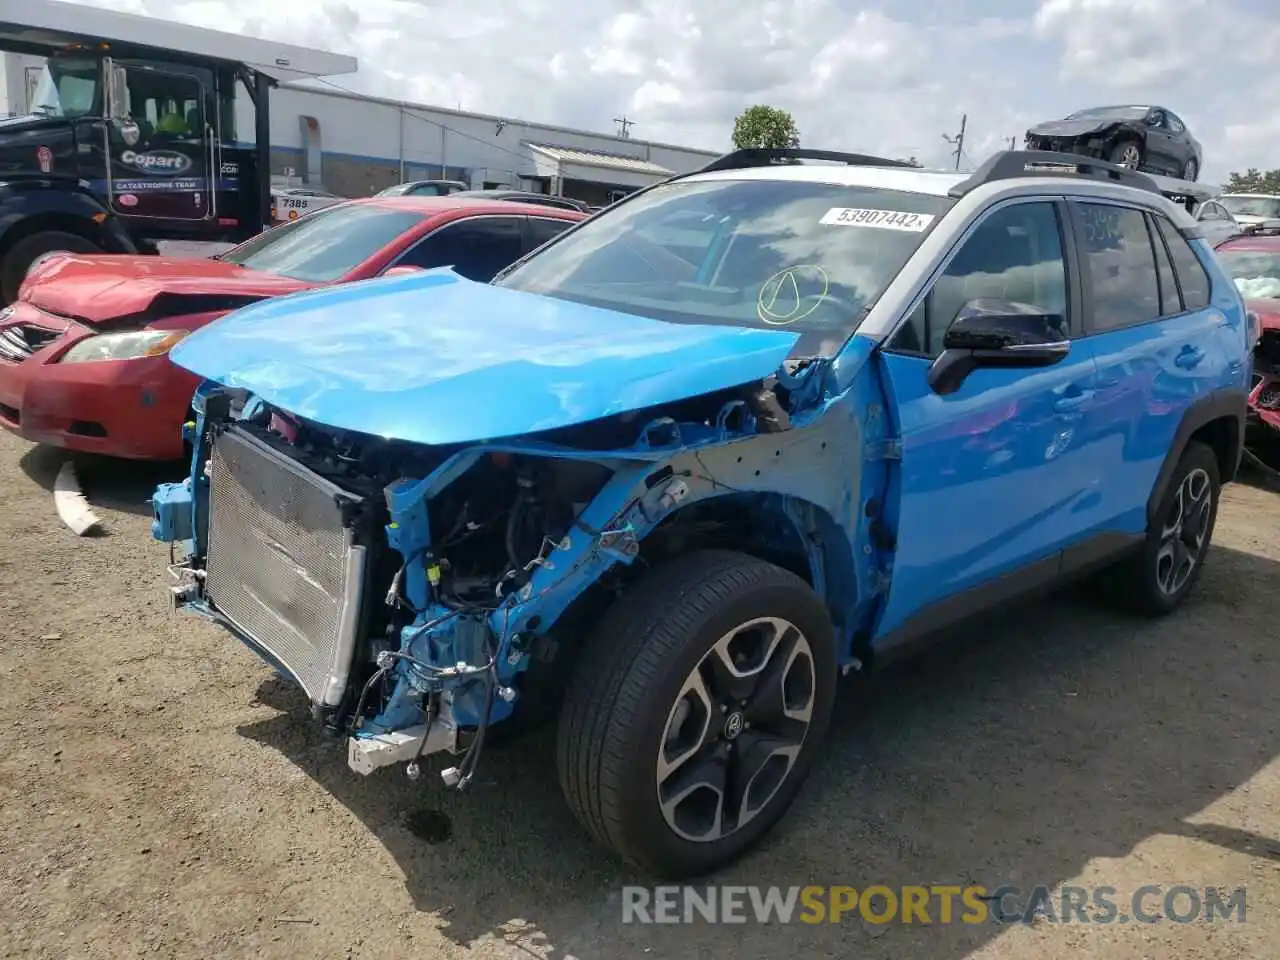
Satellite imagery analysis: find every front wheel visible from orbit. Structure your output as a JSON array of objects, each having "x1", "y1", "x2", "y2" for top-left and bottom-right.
[
  {"x1": 1183, "y1": 158, "x2": 1199, "y2": 181},
  {"x1": 1108, "y1": 441, "x2": 1220, "y2": 615},
  {"x1": 556, "y1": 550, "x2": 836, "y2": 879},
  {"x1": 1109, "y1": 139, "x2": 1144, "y2": 169}
]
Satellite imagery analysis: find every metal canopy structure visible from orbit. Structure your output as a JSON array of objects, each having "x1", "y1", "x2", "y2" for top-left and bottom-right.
[
  {"x1": 524, "y1": 142, "x2": 675, "y2": 190},
  {"x1": 0, "y1": 0, "x2": 357, "y2": 82}
]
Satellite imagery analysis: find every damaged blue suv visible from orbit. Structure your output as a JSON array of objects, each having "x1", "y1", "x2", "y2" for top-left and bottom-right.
[{"x1": 152, "y1": 149, "x2": 1251, "y2": 879}]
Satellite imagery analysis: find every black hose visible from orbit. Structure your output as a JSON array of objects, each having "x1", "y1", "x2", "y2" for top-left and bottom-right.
[
  {"x1": 504, "y1": 488, "x2": 525, "y2": 568},
  {"x1": 456, "y1": 668, "x2": 498, "y2": 787},
  {"x1": 346, "y1": 665, "x2": 390, "y2": 736},
  {"x1": 454, "y1": 601, "x2": 510, "y2": 785},
  {"x1": 405, "y1": 692, "x2": 440, "y2": 775}
]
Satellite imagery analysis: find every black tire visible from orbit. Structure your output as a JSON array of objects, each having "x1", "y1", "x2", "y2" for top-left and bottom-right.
[
  {"x1": 1108, "y1": 139, "x2": 1144, "y2": 170},
  {"x1": 1, "y1": 230, "x2": 102, "y2": 304},
  {"x1": 556, "y1": 549, "x2": 837, "y2": 879},
  {"x1": 1182, "y1": 158, "x2": 1199, "y2": 181},
  {"x1": 1107, "y1": 441, "x2": 1221, "y2": 616}
]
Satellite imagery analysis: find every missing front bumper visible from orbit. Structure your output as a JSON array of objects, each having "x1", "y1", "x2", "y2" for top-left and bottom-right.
[
  {"x1": 348, "y1": 717, "x2": 458, "y2": 775},
  {"x1": 202, "y1": 426, "x2": 368, "y2": 709}
]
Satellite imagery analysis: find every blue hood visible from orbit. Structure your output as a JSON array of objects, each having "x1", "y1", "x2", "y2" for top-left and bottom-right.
[{"x1": 169, "y1": 270, "x2": 803, "y2": 446}]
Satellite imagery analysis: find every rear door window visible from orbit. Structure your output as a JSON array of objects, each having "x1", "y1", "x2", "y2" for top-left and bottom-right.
[
  {"x1": 1153, "y1": 215, "x2": 1212, "y2": 310},
  {"x1": 527, "y1": 216, "x2": 574, "y2": 250},
  {"x1": 1072, "y1": 202, "x2": 1161, "y2": 332},
  {"x1": 397, "y1": 216, "x2": 525, "y2": 281},
  {"x1": 1147, "y1": 214, "x2": 1181, "y2": 316}
]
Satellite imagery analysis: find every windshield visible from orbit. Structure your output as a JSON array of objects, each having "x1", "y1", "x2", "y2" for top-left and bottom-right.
[
  {"x1": 1221, "y1": 196, "x2": 1280, "y2": 219},
  {"x1": 376, "y1": 183, "x2": 415, "y2": 197},
  {"x1": 1066, "y1": 105, "x2": 1149, "y2": 121},
  {"x1": 220, "y1": 204, "x2": 426, "y2": 281},
  {"x1": 31, "y1": 57, "x2": 99, "y2": 119},
  {"x1": 495, "y1": 177, "x2": 955, "y2": 355},
  {"x1": 1218, "y1": 248, "x2": 1280, "y2": 300}
]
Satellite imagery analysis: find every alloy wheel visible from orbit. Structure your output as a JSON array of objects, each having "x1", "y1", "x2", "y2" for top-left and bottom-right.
[
  {"x1": 1118, "y1": 144, "x2": 1141, "y2": 168},
  {"x1": 655, "y1": 616, "x2": 816, "y2": 843},
  {"x1": 1156, "y1": 467, "x2": 1212, "y2": 597}
]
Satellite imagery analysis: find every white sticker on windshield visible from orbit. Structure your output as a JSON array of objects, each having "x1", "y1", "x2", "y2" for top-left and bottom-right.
[{"x1": 820, "y1": 207, "x2": 935, "y2": 231}]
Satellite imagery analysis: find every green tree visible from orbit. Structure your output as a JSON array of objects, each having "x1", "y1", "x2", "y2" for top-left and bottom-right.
[
  {"x1": 732, "y1": 105, "x2": 800, "y2": 151},
  {"x1": 1225, "y1": 168, "x2": 1280, "y2": 193}
]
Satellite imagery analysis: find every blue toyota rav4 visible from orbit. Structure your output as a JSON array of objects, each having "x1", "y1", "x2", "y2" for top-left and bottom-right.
[{"x1": 152, "y1": 149, "x2": 1253, "y2": 879}]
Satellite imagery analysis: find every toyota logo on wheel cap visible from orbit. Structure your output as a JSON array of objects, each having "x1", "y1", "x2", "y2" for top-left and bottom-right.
[{"x1": 723, "y1": 711, "x2": 745, "y2": 740}]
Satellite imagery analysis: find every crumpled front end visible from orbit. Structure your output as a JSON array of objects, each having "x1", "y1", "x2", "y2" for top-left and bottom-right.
[
  {"x1": 152, "y1": 351, "x2": 858, "y2": 788},
  {"x1": 1250, "y1": 317, "x2": 1280, "y2": 433},
  {"x1": 1023, "y1": 119, "x2": 1118, "y2": 159}
]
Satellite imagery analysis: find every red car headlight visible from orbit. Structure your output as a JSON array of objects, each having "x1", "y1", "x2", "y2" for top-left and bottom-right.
[{"x1": 59, "y1": 329, "x2": 190, "y2": 364}]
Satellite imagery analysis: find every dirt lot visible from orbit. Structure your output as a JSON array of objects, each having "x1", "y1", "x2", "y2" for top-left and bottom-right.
[{"x1": 1, "y1": 429, "x2": 1278, "y2": 960}]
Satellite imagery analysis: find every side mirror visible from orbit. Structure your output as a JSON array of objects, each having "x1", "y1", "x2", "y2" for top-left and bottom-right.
[
  {"x1": 382, "y1": 265, "x2": 424, "y2": 278},
  {"x1": 927, "y1": 298, "x2": 1070, "y2": 396},
  {"x1": 105, "y1": 61, "x2": 129, "y2": 120}
]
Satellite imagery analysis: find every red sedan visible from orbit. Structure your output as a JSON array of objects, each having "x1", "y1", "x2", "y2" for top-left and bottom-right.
[
  {"x1": 1215, "y1": 232, "x2": 1280, "y2": 431},
  {"x1": 0, "y1": 197, "x2": 584, "y2": 460}
]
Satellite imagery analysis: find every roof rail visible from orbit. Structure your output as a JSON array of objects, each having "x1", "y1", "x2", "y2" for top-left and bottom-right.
[
  {"x1": 694, "y1": 148, "x2": 918, "y2": 175},
  {"x1": 1242, "y1": 220, "x2": 1280, "y2": 237},
  {"x1": 949, "y1": 150, "x2": 1161, "y2": 199}
]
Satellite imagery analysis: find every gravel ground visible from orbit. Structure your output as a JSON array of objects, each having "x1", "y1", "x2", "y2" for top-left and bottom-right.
[{"x1": 1, "y1": 429, "x2": 1278, "y2": 960}]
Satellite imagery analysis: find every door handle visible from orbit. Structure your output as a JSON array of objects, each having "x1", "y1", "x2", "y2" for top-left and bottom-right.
[
  {"x1": 1175, "y1": 345, "x2": 1205, "y2": 369},
  {"x1": 1053, "y1": 390, "x2": 1094, "y2": 413}
]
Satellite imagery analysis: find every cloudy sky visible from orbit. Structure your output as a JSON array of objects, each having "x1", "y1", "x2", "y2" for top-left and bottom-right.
[{"x1": 73, "y1": 0, "x2": 1280, "y2": 182}]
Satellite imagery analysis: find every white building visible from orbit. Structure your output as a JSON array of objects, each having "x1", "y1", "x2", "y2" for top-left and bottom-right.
[
  {"x1": 1, "y1": 48, "x2": 720, "y2": 204},
  {"x1": 258, "y1": 82, "x2": 721, "y2": 204}
]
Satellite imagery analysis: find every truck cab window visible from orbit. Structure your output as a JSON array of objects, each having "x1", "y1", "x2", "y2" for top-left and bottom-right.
[
  {"x1": 30, "y1": 58, "x2": 99, "y2": 119},
  {"x1": 123, "y1": 70, "x2": 203, "y2": 143}
]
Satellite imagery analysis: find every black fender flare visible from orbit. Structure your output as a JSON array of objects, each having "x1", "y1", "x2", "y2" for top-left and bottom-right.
[
  {"x1": 1145, "y1": 387, "x2": 1247, "y2": 526},
  {"x1": 0, "y1": 180, "x2": 138, "y2": 255}
]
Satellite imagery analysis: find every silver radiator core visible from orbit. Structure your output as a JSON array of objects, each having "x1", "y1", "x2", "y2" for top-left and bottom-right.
[{"x1": 204, "y1": 426, "x2": 367, "y2": 707}]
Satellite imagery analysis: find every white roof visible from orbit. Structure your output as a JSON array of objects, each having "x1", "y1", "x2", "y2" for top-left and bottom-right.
[
  {"x1": 685, "y1": 163, "x2": 969, "y2": 197},
  {"x1": 684, "y1": 158, "x2": 1219, "y2": 205},
  {"x1": 525, "y1": 143, "x2": 675, "y2": 177},
  {"x1": 0, "y1": 0, "x2": 357, "y2": 82}
]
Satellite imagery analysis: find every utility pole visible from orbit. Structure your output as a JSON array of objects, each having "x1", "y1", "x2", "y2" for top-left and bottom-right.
[
  {"x1": 1009, "y1": 135, "x2": 1016, "y2": 149},
  {"x1": 614, "y1": 115, "x2": 634, "y2": 139},
  {"x1": 942, "y1": 114, "x2": 967, "y2": 171}
]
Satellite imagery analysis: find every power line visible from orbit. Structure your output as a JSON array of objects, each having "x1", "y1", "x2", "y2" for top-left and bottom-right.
[{"x1": 941, "y1": 114, "x2": 967, "y2": 172}]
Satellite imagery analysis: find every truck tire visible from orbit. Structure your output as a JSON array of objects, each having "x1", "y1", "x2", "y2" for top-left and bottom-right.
[
  {"x1": 1106, "y1": 441, "x2": 1221, "y2": 616},
  {"x1": 1, "y1": 231, "x2": 102, "y2": 304},
  {"x1": 556, "y1": 549, "x2": 836, "y2": 879}
]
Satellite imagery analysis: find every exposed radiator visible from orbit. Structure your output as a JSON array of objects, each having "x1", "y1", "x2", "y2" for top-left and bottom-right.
[{"x1": 203, "y1": 426, "x2": 367, "y2": 707}]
